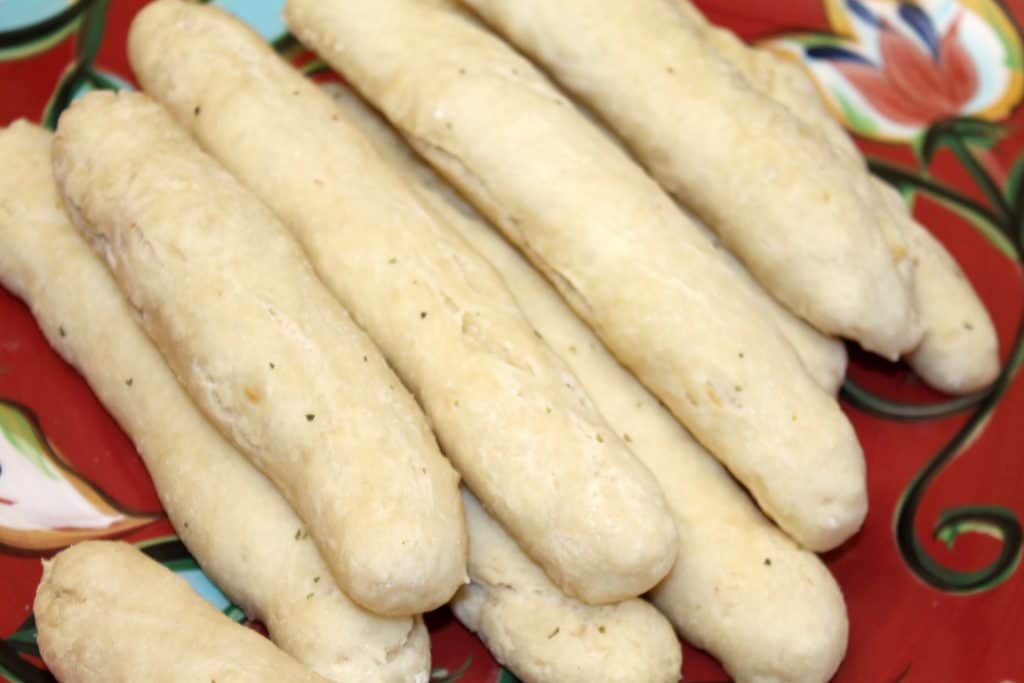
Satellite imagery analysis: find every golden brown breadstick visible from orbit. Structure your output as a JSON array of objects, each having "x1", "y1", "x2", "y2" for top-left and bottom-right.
[
  {"x1": 455, "y1": 491, "x2": 683, "y2": 683},
  {"x1": 53, "y1": 91, "x2": 466, "y2": 617},
  {"x1": 0, "y1": 120, "x2": 431, "y2": 683},
  {"x1": 35, "y1": 541, "x2": 329, "y2": 682}
]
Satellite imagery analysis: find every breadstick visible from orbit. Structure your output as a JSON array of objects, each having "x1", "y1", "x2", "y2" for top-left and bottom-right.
[
  {"x1": 0, "y1": 120, "x2": 430, "y2": 683},
  {"x1": 35, "y1": 541, "x2": 328, "y2": 682},
  {"x1": 285, "y1": 0, "x2": 867, "y2": 551},
  {"x1": 329, "y1": 85, "x2": 850, "y2": 683},
  {"x1": 52, "y1": 91, "x2": 466, "y2": 617},
  {"x1": 683, "y1": 10, "x2": 998, "y2": 393},
  {"x1": 688, "y1": 210, "x2": 848, "y2": 394},
  {"x1": 462, "y1": 0, "x2": 921, "y2": 359},
  {"x1": 879, "y1": 184, "x2": 999, "y2": 393},
  {"x1": 454, "y1": 491, "x2": 683, "y2": 683},
  {"x1": 129, "y1": 0, "x2": 678, "y2": 604}
]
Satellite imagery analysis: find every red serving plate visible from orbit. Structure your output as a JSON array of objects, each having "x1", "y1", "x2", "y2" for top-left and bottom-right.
[{"x1": 1, "y1": 2, "x2": 1023, "y2": 681}]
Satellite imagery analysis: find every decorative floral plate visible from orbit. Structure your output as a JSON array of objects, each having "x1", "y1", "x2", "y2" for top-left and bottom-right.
[{"x1": 1, "y1": 1, "x2": 1022, "y2": 681}]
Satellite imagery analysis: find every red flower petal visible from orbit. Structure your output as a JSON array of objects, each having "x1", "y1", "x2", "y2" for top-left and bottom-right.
[
  {"x1": 834, "y1": 61, "x2": 939, "y2": 126},
  {"x1": 937, "y1": 14, "x2": 979, "y2": 110},
  {"x1": 879, "y1": 25, "x2": 959, "y2": 121}
]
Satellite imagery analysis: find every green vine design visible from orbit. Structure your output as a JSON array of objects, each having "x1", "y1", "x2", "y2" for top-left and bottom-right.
[
  {"x1": 42, "y1": 0, "x2": 116, "y2": 130},
  {"x1": 841, "y1": 377, "x2": 986, "y2": 421},
  {"x1": 0, "y1": 2, "x2": 88, "y2": 63},
  {"x1": 850, "y1": 118, "x2": 1024, "y2": 594}
]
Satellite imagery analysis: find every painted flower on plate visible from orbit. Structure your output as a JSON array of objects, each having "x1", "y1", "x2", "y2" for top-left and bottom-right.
[{"x1": 770, "y1": 0, "x2": 1024, "y2": 141}]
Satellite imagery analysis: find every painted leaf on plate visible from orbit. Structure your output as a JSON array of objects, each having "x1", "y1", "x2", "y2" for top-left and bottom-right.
[{"x1": 0, "y1": 399, "x2": 157, "y2": 552}]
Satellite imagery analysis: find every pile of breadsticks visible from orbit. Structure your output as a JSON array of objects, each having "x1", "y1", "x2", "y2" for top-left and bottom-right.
[{"x1": 2, "y1": 1, "x2": 997, "y2": 681}]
